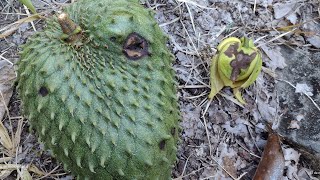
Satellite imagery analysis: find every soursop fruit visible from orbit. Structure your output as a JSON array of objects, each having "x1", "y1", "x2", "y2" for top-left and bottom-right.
[{"x1": 16, "y1": 0, "x2": 180, "y2": 179}]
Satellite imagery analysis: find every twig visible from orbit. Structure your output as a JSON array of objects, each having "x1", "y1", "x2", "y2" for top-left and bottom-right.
[
  {"x1": 180, "y1": 19, "x2": 200, "y2": 56},
  {"x1": 180, "y1": 154, "x2": 192, "y2": 177},
  {"x1": 173, "y1": 165, "x2": 213, "y2": 180},
  {"x1": 36, "y1": 165, "x2": 61, "y2": 180},
  {"x1": 200, "y1": 98, "x2": 214, "y2": 158},
  {"x1": 0, "y1": 51, "x2": 13, "y2": 66},
  {"x1": 159, "y1": 17, "x2": 180, "y2": 27},
  {"x1": 176, "y1": 0, "x2": 216, "y2": 10},
  {"x1": 256, "y1": 29, "x2": 296, "y2": 48},
  {"x1": 23, "y1": 5, "x2": 36, "y2": 32}
]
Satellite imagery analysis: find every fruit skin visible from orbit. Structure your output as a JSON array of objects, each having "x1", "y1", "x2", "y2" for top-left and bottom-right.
[
  {"x1": 209, "y1": 37, "x2": 262, "y2": 104},
  {"x1": 16, "y1": 0, "x2": 180, "y2": 179}
]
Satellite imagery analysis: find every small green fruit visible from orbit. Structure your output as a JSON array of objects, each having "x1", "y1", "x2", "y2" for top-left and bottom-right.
[{"x1": 209, "y1": 37, "x2": 262, "y2": 104}]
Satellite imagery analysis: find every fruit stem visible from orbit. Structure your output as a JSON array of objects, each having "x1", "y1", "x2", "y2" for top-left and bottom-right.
[{"x1": 58, "y1": 13, "x2": 82, "y2": 43}]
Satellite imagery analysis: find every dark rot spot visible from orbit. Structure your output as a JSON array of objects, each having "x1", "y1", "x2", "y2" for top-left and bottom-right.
[
  {"x1": 224, "y1": 43, "x2": 239, "y2": 58},
  {"x1": 171, "y1": 127, "x2": 176, "y2": 136},
  {"x1": 229, "y1": 51, "x2": 257, "y2": 82},
  {"x1": 110, "y1": 36, "x2": 116, "y2": 42},
  {"x1": 223, "y1": 43, "x2": 257, "y2": 82},
  {"x1": 159, "y1": 140, "x2": 166, "y2": 150},
  {"x1": 123, "y1": 32, "x2": 149, "y2": 60},
  {"x1": 39, "y1": 87, "x2": 48, "y2": 97}
]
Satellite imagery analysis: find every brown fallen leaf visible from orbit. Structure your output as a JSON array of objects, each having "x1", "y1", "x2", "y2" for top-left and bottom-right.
[
  {"x1": 0, "y1": 60, "x2": 16, "y2": 155},
  {"x1": 222, "y1": 156, "x2": 237, "y2": 178},
  {"x1": 0, "y1": 60, "x2": 16, "y2": 120},
  {"x1": 253, "y1": 131, "x2": 285, "y2": 180}
]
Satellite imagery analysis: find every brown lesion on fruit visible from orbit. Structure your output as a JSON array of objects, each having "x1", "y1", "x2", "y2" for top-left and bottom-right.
[
  {"x1": 110, "y1": 36, "x2": 116, "y2": 42},
  {"x1": 39, "y1": 87, "x2": 48, "y2": 97},
  {"x1": 57, "y1": 13, "x2": 82, "y2": 45},
  {"x1": 224, "y1": 43, "x2": 239, "y2": 58},
  {"x1": 223, "y1": 43, "x2": 257, "y2": 82},
  {"x1": 159, "y1": 140, "x2": 166, "y2": 150},
  {"x1": 123, "y1": 32, "x2": 149, "y2": 60},
  {"x1": 171, "y1": 127, "x2": 176, "y2": 136}
]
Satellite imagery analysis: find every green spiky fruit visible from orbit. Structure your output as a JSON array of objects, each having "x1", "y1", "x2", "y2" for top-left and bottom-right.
[{"x1": 16, "y1": 0, "x2": 180, "y2": 179}]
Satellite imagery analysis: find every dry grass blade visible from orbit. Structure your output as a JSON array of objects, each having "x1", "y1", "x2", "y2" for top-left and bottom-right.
[
  {"x1": 36, "y1": 165, "x2": 64, "y2": 179},
  {"x1": 256, "y1": 29, "x2": 296, "y2": 48},
  {"x1": 185, "y1": 3, "x2": 196, "y2": 34},
  {"x1": 23, "y1": 5, "x2": 37, "y2": 32},
  {"x1": 0, "y1": 14, "x2": 43, "y2": 39},
  {"x1": 0, "y1": 91, "x2": 14, "y2": 155},
  {"x1": 0, "y1": 121, "x2": 13, "y2": 154},
  {"x1": 176, "y1": 0, "x2": 215, "y2": 10},
  {"x1": 28, "y1": 164, "x2": 46, "y2": 177},
  {"x1": 202, "y1": 108, "x2": 212, "y2": 156},
  {"x1": 17, "y1": 165, "x2": 33, "y2": 180},
  {"x1": 0, "y1": 164, "x2": 21, "y2": 171},
  {"x1": 13, "y1": 118, "x2": 24, "y2": 151},
  {"x1": 173, "y1": 165, "x2": 213, "y2": 180},
  {"x1": 0, "y1": 52, "x2": 13, "y2": 66},
  {"x1": 0, "y1": 157, "x2": 12, "y2": 163},
  {"x1": 0, "y1": 163, "x2": 44, "y2": 179},
  {"x1": 0, "y1": 169, "x2": 14, "y2": 179},
  {"x1": 159, "y1": 17, "x2": 180, "y2": 27},
  {"x1": 258, "y1": 17, "x2": 320, "y2": 32},
  {"x1": 218, "y1": 92, "x2": 244, "y2": 108}
]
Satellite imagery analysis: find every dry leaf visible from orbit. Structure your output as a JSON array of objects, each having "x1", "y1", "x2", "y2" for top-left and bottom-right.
[
  {"x1": 295, "y1": 83, "x2": 313, "y2": 96},
  {"x1": 273, "y1": 2, "x2": 297, "y2": 19},
  {"x1": 222, "y1": 156, "x2": 237, "y2": 178},
  {"x1": 0, "y1": 14, "x2": 42, "y2": 39},
  {"x1": 0, "y1": 60, "x2": 15, "y2": 120},
  {"x1": 260, "y1": 45, "x2": 287, "y2": 71},
  {"x1": 307, "y1": 36, "x2": 320, "y2": 48},
  {"x1": 253, "y1": 132, "x2": 285, "y2": 180},
  {"x1": 0, "y1": 60, "x2": 16, "y2": 154}
]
